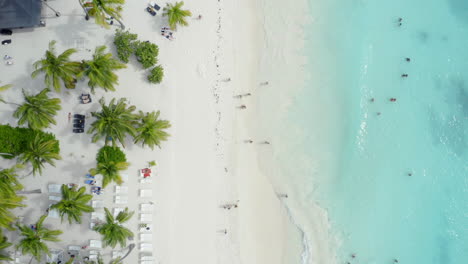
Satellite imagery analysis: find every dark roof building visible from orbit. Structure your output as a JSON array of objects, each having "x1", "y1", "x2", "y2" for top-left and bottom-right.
[{"x1": 0, "y1": 0, "x2": 43, "y2": 29}]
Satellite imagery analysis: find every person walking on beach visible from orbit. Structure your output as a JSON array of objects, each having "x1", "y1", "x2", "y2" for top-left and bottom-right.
[
  {"x1": 260, "y1": 141, "x2": 270, "y2": 145},
  {"x1": 244, "y1": 139, "x2": 253, "y2": 143},
  {"x1": 389, "y1": 98, "x2": 397, "y2": 102},
  {"x1": 260, "y1": 81, "x2": 269, "y2": 85},
  {"x1": 217, "y1": 229, "x2": 227, "y2": 234},
  {"x1": 68, "y1": 112, "x2": 71, "y2": 122},
  {"x1": 278, "y1": 193, "x2": 288, "y2": 198},
  {"x1": 223, "y1": 78, "x2": 231, "y2": 82},
  {"x1": 238, "y1": 105, "x2": 247, "y2": 109}
]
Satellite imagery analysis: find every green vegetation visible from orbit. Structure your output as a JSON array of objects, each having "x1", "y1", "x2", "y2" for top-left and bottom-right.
[
  {"x1": 80, "y1": 46, "x2": 126, "y2": 93},
  {"x1": 93, "y1": 207, "x2": 134, "y2": 248},
  {"x1": 50, "y1": 185, "x2": 94, "y2": 224},
  {"x1": 83, "y1": 0, "x2": 125, "y2": 29},
  {"x1": 135, "y1": 41, "x2": 159, "y2": 69},
  {"x1": 0, "y1": 230, "x2": 13, "y2": 261},
  {"x1": 88, "y1": 97, "x2": 137, "y2": 147},
  {"x1": 113, "y1": 29, "x2": 138, "y2": 63},
  {"x1": 31, "y1": 41, "x2": 81, "y2": 92},
  {"x1": 148, "y1": 160, "x2": 157, "y2": 167},
  {"x1": 147, "y1": 65, "x2": 164, "y2": 84},
  {"x1": 0, "y1": 165, "x2": 24, "y2": 199},
  {"x1": 0, "y1": 195, "x2": 24, "y2": 230},
  {"x1": 19, "y1": 133, "x2": 62, "y2": 176},
  {"x1": 13, "y1": 88, "x2": 62, "y2": 130},
  {"x1": 89, "y1": 156, "x2": 129, "y2": 188},
  {"x1": 134, "y1": 111, "x2": 171, "y2": 150},
  {"x1": 97, "y1": 146, "x2": 127, "y2": 164},
  {"x1": 0, "y1": 125, "x2": 59, "y2": 159},
  {"x1": 15, "y1": 215, "x2": 62, "y2": 263},
  {"x1": 0, "y1": 83, "x2": 12, "y2": 103},
  {"x1": 163, "y1": 1, "x2": 192, "y2": 30}
]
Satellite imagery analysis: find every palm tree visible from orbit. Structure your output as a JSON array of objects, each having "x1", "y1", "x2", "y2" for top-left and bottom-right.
[
  {"x1": 0, "y1": 195, "x2": 24, "y2": 230},
  {"x1": 31, "y1": 41, "x2": 82, "y2": 92},
  {"x1": 88, "y1": 97, "x2": 137, "y2": 147},
  {"x1": 0, "y1": 82, "x2": 12, "y2": 103},
  {"x1": 0, "y1": 165, "x2": 24, "y2": 198},
  {"x1": 16, "y1": 215, "x2": 62, "y2": 263},
  {"x1": 93, "y1": 207, "x2": 134, "y2": 248},
  {"x1": 50, "y1": 185, "x2": 94, "y2": 224},
  {"x1": 163, "y1": 1, "x2": 192, "y2": 30},
  {"x1": 0, "y1": 230, "x2": 13, "y2": 261},
  {"x1": 80, "y1": 46, "x2": 126, "y2": 93},
  {"x1": 82, "y1": 0, "x2": 125, "y2": 29},
  {"x1": 13, "y1": 88, "x2": 62, "y2": 130},
  {"x1": 134, "y1": 110, "x2": 171, "y2": 150},
  {"x1": 89, "y1": 157, "x2": 129, "y2": 188},
  {"x1": 19, "y1": 133, "x2": 62, "y2": 176}
]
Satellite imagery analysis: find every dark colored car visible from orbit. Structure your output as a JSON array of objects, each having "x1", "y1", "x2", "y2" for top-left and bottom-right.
[
  {"x1": 73, "y1": 123, "x2": 85, "y2": 129},
  {"x1": 152, "y1": 3, "x2": 161, "y2": 11},
  {"x1": 1, "y1": 39, "x2": 11, "y2": 45},
  {"x1": 73, "y1": 119, "x2": 84, "y2": 124},
  {"x1": 74, "y1": 114, "x2": 85, "y2": 119},
  {"x1": 146, "y1": 7, "x2": 156, "y2": 16},
  {"x1": 73, "y1": 129, "x2": 84, "y2": 133},
  {"x1": 0, "y1": 29, "x2": 12, "y2": 35}
]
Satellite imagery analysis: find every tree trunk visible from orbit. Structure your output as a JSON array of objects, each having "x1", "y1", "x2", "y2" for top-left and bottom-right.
[
  {"x1": 28, "y1": 256, "x2": 34, "y2": 264},
  {"x1": 114, "y1": 17, "x2": 125, "y2": 29}
]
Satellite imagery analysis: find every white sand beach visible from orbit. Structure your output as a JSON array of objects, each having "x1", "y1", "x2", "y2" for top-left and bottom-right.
[{"x1": 0, "y1": 0, "x2": 301, "y2": 263}]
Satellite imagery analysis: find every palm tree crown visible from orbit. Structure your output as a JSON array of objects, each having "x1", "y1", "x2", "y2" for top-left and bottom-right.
[
  {"x1": 0, "y1": 83, "x2": 12, "y2": 103},
  {"x1": 80, "y1": 46, "x2": 126, "y2": 93},
  {"x1": 19, "y1": 133, "x2": 62, "y2": 176},
  {"x1": 88, "y1": 97, "x2": 137, "y2": 147},
  {"x1": 16, "y1": 215, "x2": 62, "y2": 262},
  {"x1": 83, "y1": 0, "x2": 125, "y2": 29},
  {"x1": 89, "y1": 155, "x2": 129, "y2": 188},
  {"x1": 0, "y1": 230, "x2": 13, "y2": 261},
  {"x1": 163, "y1": 1, "x2": 192, "y2": 30},
  {"x1": 32, "y1": 40, "x2": 82, "y2": 92},
  {"x1": 0, "y1": 165, "x2": 24, "y2": 198},
  {"x1": 93, "y1": 207, "x2": 134, "y2": 248},
  {"x1": 0, "y1": 194, "x2": 24, "y2": 230},
  {"x1": 50, "y1": 184, "x2": 94, "y2": 224},
  {"x1": 134, "y1": 110, "x2": 171, "y2": 150},
  {"x1": 13, "y1": 88, "x2": 62, "y2": 130}
]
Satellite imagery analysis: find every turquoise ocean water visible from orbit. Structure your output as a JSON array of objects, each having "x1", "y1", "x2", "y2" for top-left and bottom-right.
[{"x1": 274, "y1": 0, "x2": 468, "y2": 263}]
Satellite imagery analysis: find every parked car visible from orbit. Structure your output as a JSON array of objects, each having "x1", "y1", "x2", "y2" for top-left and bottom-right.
[
  {"x1": 73, "y1": 119, "x2": 84, "y2": 124},
  {"x1": 146, "y1": 6, "x2": 156, "y2": 16},
  {"x1": 73, "y1": 123, "x2": 85, "y2": 129},
  {"x1": 1, "y1": 39, "x2": 11, "y2": 45},
  {"x1": 73, "y1": 129, "x2": 84, "y2": 133},
  {"x1": 0, "y1": 29, "x2": 12, "y2": 35},
  {"x1": 74, "y1": 114, "x2": 85, "y2": 119}
]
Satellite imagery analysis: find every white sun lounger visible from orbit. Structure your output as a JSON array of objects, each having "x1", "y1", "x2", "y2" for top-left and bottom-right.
[
  {"x1": 47, "y1": 208, "x2": 60, "y2": 219},
  {"x1": 140, "y1": 203, "x2": 154, "y2": 212},
  {"x1": 114, "y1": 195, "x2": 128, "y2": 204},
  {"x1": 140, "y1": 255, "x2": 155, "y2": 261},
  {"x1": 115, "y1": 186, "x2": 128, "y2": 194},
  {"x1": 89, "y1": 240, "x2": 102, "y2": 249},
  {"x1": 68, "y1": 245, "x2": 81, "y2": 251},
  {"x1": 140, "y1": 213, "x2": 152, "y2": 221},
  {"x1": 49, "y1": 195, "x2": 61, "y2": 201},
  {"x1": 91, "y1": 212, "x2": 105, "y2": 221},
  {"x1": 140, "y1": 261, "x2": 154, "y2": 264},
  {"x1": 139, "y1": 224, "x2": 153, "y2": 232},
  {"x1": 139, "y1": 189, "x2": 153, "y2": 198},
  {"x1": 139, "y1": 243, "x2": 153, "y2": 251},
  {"x1": 140, "y1": 177, "x2": 152, "y2": 184},
  {"x1": 139, "y1": 233, "x2": 153, "y2": 242},
  {"x1": 92, "y1": 200, "x2": 104, "y2": 209},
  {"x1": 113, "y1": 207, "x2": 125, "y2": 217},
  {"x1": 48, "y1": 184, "x2": 62, "y2": 193}
]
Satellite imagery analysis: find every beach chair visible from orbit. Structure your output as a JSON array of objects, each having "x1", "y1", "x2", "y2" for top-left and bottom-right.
[
  {"x1": 89, "y1": 240, "x2": 102, "y2": 249},
  {"x1": 139, "y1": 243, "x2": 153, "y2": 251},
  {"x1": 49, "y1": 195, "x2": 62, "y2": 202},
  {"x1": 139, "y1": 233, "x2": 153, "y2": 242},
  {"x1": 140, "y1": 213, "x2": 152, "y2": 222},
  {"x1": 115, "y1": 185, "x2": 128, "y2": 194},
  {"x1": 140, "y1": 261, "x2": 155, "y2": 264},
  {"x1": 140, "y1": 177, "x2": 152, "y2": 184},
  {"x1": 140, "y1": 255, "x2": 155, "y2": 261},
  {"x1": 139, "y1": 224, "x2": 153, "y2": 232},
  {"x1": 46, "y1": 249, "x2": 63, "y2": 263},
  {"x1": 91, "y1": 212, "x2": 105, "y2": 221},
  {"x1": 114, "y1": 195, "x2": 128, "y2": 204},
  {"x1": 47, "y1": 208, "x2": 60, "y2": 219},
  {"x1": 139, "y1": 189, "x2": 153, "y2": 198},
  {"x1": 140, "y1": 203, "x2": 154, "y2": 212},
  {"x1": 140, "y1": 168, "x2": 152, "y2": 178},
  {"x1": 48, "y1": 184, "x2": 62, "y2": 193},
  {"x1": 113, "y1": 207, "x2": 125, "y2": 217},
  {"x1": 92, "y1": 200, "x2": 104, "y2": 209}
]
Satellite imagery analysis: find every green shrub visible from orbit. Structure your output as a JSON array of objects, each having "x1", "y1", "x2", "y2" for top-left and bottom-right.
[
  {"x1": 148, "y1": 65, "x2": 164, "y2": 84},
  {"x1": 0, "y1": 124, "x2": 59, "y2": 159},
  {"x1": 114, "y1": 29, "x2": 138, "y2": 63},
  {"x1": 135, "y1": 41, "x2": 159, "y2": 69},
  {"x1": 96, "y1": 146, "x2": 127, "y2": 164}
]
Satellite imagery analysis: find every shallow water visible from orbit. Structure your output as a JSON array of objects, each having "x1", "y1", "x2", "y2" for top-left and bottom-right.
[{"x1": 271, "y1": 0, "x2": 468, "y2": 263}]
